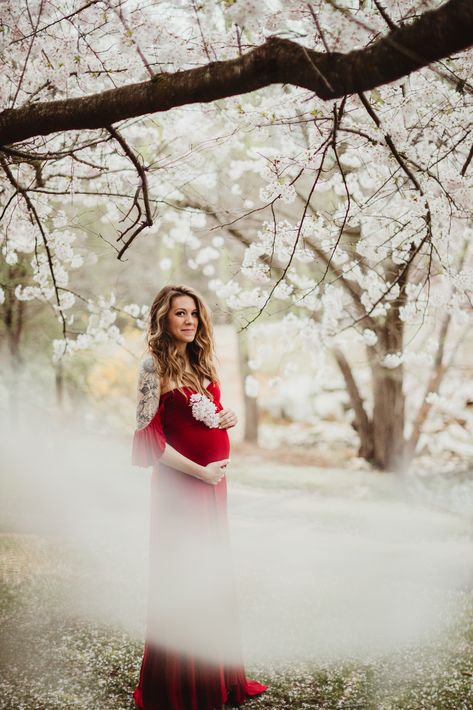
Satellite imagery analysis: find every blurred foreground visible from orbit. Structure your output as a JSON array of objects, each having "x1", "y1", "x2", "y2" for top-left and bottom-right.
[{"x1": 1, "y1": 419, "x2": 473, "y2": 708}]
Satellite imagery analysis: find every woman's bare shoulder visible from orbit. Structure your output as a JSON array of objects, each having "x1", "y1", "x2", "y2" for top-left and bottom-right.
[{"x1": 139, "y1": 353, "x2": 156, "y2": 373}]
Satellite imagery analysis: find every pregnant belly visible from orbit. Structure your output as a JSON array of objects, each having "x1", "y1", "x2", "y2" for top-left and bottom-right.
[{"x1": 166, "y1": 424, "x2": 230, "y2": 466}]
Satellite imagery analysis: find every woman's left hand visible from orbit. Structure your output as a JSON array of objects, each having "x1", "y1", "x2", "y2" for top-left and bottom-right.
[{"x1": 218, "y1": 408, "x2": 238, "y2": 429}]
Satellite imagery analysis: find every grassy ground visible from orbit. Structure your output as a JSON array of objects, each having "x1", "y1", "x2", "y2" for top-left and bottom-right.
[
  {"x1": 1, "y1": 542, "x2": 473, "y2": 709},
  {"x1": 1, "y1": 539, "x2": 472, "y2": 710},
  {"x1": 1, "y1": 452, "x2": 473, "y2": 709}
]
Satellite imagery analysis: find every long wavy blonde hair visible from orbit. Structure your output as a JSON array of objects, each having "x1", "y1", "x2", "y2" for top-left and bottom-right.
[{"x1": 146, "y1": 284, "x2": 219, "y2": 402}]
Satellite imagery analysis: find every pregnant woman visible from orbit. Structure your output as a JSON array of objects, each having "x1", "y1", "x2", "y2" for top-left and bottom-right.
[{"x1": 132, "y1": 284, "x2": 268, "y2": 710}]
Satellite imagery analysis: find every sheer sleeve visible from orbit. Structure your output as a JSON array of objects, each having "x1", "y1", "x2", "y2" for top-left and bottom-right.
[{"x1": 132, "y1": 355, "x2": 166, "y2": 467}]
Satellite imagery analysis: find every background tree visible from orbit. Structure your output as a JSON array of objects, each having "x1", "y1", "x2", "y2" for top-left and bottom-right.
[{"x1": 0, "y1": 0, "x2": 472, "y2": 470}]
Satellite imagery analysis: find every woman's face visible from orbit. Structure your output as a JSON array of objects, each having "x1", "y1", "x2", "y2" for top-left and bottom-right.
[{"x1": 167, "y1": 295, "x2": 199, "y2": 346}]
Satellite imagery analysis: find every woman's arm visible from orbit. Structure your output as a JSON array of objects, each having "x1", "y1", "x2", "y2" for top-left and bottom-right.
[
  {"x1": 160, "y1": 444, "x2": 228, "y2": 485},
  {"x1": 133, "y1": 355, "x2": 227, "y2": 484}
]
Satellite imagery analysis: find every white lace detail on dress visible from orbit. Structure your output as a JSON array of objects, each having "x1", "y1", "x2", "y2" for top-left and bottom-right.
[{"x1": 136, "y1": 355, "x2": 161, "y2": 430}]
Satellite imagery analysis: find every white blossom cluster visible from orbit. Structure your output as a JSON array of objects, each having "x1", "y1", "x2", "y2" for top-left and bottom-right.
[
  {"x1": 51, "y1": 294, "x2": 126, "y2": 363},
  {"x1": 189, "y1": 393, "x2": 220, "y2": 428},
  {"x1": 211, "y1": 60, "x2": 473, "y2": 367}
]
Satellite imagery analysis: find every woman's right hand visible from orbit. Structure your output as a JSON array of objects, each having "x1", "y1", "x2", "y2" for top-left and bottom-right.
[{"x1": 200, "y1": 459, "x2": 229, "y2": 485}]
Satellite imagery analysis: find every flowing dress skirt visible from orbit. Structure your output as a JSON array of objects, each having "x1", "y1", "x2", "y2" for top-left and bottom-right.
[{"x1": 133, "y1": 460, "x2": 268, "y2": 710}]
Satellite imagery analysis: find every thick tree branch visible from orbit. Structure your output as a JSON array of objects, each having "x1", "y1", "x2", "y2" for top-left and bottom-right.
[{"x1": 1, "y1": 0, "x2": 472, "y2": 145}]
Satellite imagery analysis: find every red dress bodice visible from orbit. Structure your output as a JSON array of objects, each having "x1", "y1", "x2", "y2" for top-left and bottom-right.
[{"x1": 159, "y1": 382, "x2": 230, "y2": 466}]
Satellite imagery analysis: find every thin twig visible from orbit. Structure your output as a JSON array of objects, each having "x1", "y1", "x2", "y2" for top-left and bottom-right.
[
  {"x1": 106, "y1": 125, "x2": 153, "y2": 258},
  {"x1": 461, "y1": 143, "x2": 473, "y2": 176},
  {"x1": 0, "y1": 155, "x2": 68, "y2": 339},
  {"x1": 358, "y1": 92, "x2": 423, "y2": 192}
]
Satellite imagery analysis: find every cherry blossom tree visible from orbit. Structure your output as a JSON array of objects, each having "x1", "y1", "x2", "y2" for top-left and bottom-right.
[{"x1": 0, "y1": 0, "x2": 472, "y2": 470}]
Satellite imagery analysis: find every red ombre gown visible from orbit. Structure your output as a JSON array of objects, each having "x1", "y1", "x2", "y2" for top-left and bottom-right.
[{"x1": 132, "y1": 379, "x2": 268, "y2": 710}]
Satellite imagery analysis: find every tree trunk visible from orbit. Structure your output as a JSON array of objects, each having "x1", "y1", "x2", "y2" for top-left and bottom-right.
[
  {"x1": 3, "y1": 284, "x2": 25, "y2": 427},
  {"x1": 333, "y1": 285, "x2": 409, "y2": 471},
  {"x1": 370, "y1": 360, "x2": 407, "y2": 471},
  {"x1": 55, "y1": 360, "x2": 64, "y2": 409},
  {"x1": 368, "y1": 301, "x2": 407, "y2": 471},
  {"x1": 236, "y1": 330, "x2": 259, "y2": 443}
]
